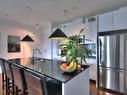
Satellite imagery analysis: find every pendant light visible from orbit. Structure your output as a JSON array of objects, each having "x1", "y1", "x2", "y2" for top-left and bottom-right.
[
  {"x1": 21, "y1": 35, "x2": 34, "y2": 42},
  {"x1": 49, "y1": 28, "x2": 68, "y2": 39},
  {"x1": 21, "y1": 6, "x2": 34, "y2": 42},
  {"x1": 48, "y1": 0, "x2": 68, "y2": 40}
]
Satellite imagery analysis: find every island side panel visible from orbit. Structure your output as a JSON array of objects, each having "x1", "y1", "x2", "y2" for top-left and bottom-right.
[{"x1": 62, "y1": 68, "x2": 89, "y2": 95}]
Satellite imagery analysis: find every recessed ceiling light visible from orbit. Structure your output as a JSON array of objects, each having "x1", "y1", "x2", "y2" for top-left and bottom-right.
[
  {"x1": 73, "y1": 6, "x2": 77, "y2": 10},
  {"x1": 5, "y1": 13, "x2": 8, "y2": 16},
  {"x1": 25, "y1": 6, "x2": 31, "y2": 10},
  {"x1": 35, "y1": 24, "x2": 39, "y2": 29},
  {"x1": 64, "y1": 9, "x2": 69, "y2": 16}
]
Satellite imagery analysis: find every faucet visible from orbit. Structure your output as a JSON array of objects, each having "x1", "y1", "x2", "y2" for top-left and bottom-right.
[{"x1": 32, "y1": 49, "x2": 41, "y2": 64}]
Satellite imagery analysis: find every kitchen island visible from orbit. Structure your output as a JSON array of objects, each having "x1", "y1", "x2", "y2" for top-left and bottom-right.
[{"x1": 9, "y1": 57, "x2": 90, "y2": 95}]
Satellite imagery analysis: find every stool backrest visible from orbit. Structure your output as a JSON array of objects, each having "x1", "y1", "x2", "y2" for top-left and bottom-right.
[
  {"x1": 11, "y1": 64, "x2": 27, "y2": 91},
  {"x1": 4, "y1": 60, "x2": 13, "y2": 80},
  {"x1": 24, "y1": 69, "x2": 47, "y2": 95},
  {"x1": 0, "y1": 58, "x2": 5, "y2": 73}
]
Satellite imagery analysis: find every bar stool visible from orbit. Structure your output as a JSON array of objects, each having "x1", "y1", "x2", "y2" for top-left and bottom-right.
[
  {"x1": 4, "y1": 60, "x2": 14, "y2": 95},
  {"x1": 0, "y1": 58, "x2": 7, "y2": 95},
  {"x1": 46, "y1": 79, "x2": 62, "y2": 95},
  {"x1": 24, "y1": 69, "x2": 48, "y2": 95},
  {"x1": 11, "y1": 63, "x2": 27, "y2": 95},
  {"x1": 24, "y1": 69, "x2": 62, "y2": 95}
]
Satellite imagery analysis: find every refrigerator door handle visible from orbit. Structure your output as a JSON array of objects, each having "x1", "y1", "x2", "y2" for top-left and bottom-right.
[
  {"x1": 99, "y1": 39, "x2": 102, "y2": 63},
  {"x1": 101, "y1": 67, "x2": 124, "y2": 73}
]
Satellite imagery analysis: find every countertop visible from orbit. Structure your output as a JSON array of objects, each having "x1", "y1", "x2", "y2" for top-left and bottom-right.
[{"x1": 9, "y1": 57, "x2": 89, "y2": 83}]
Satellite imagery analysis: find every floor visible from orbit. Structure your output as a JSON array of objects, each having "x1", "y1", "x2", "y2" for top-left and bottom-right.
[
  {"x1": 90, "y1": 80, "x2": 121, "y2": 95},
  {"x1": 0, "y1": 74, "x2": 122, "y2": 95}
]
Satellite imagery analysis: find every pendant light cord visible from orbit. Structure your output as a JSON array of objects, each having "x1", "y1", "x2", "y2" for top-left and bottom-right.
[
  {"x1": 21, "y1": 6, "x2": 34, "y2": 42},
  {"x1": 25, "y1": 6, "x2": 31, "y2": 30}
]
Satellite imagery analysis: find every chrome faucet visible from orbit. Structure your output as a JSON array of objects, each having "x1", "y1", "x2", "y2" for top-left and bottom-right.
[{"x1": 32, "y1": 49, "x2": 41, "y2": 64}]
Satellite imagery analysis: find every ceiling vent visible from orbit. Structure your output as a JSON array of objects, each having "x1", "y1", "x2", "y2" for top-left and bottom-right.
[{"x1": 86, "y1": 16, "x2": 97, "y2": 23}]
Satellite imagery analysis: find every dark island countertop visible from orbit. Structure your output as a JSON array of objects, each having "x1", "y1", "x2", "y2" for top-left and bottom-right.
[{"x1": 8, "y1": 57, "x2": 89, "y2": 83}]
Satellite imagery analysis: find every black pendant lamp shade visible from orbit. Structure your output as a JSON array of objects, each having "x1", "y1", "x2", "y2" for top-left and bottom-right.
[
  {"x1": 21, "y1": 35, "x2": 34, "y2": 42},
  {"x1": 49, "y1": 28, "x2": 68, "y2": 39}
]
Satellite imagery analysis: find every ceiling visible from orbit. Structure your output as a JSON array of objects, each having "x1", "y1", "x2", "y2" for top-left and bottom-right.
[{"x1": 0, "y1": 0, "x2": 127, "y2": 28}]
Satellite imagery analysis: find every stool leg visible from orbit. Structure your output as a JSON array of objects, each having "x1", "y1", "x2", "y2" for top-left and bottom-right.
[
  {"x1": 2, "y1": 73, "x2": 4, "y2": 95},
  {"x1": 7, "y1": 78, "x2": 9, "y2": 95},
  {"x1": 4, "y1": 76, "x2": 7, "y2": 95},
  {"x1": 12, "y1": 82, "x2": 15, "y2": 95},
  {"x1": 16, "y1": 86, "x2": 18, "y2": 95}
]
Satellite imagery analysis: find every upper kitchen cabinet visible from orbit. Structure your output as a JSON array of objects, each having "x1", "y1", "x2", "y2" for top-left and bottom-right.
[
  {"x1": 98, "y1": 6, "x2": 127, "y2": 32},
  {"x1": 98, "y1": 12, "x2": 113, "y2": 32},
  {"x1": 114, "y1": 7, "x2": 127, "y2": 30},
  {"x1": 84, "y1": 16, "x2": 97, "y2": 42}
]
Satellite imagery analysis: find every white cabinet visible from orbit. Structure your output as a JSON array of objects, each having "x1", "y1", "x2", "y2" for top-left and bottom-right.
[
  {"x1": 62, "y1": 68, "x2": 89, "y2": 95},
  {"x1": 85, "y1": 16, "x2": 97, "y2": 42},
  {"x1": 87, "y1": 59, "x2": 97, "y2": 81},
  {"x1": 89, "y1": 63, "x2": 97, "y2": 81},
  {"x1": 114, "y1": 7, "x2": 127, "y2": 30},
  {"x1": 98, "y1": 7, "x2": 127, "y2": 32},
  {"x1": 98, "y1": 12, "x2": 113, "y2": 32},
  {"x1": 82, "y1": 59, "x2": 97, "y2": 81}
]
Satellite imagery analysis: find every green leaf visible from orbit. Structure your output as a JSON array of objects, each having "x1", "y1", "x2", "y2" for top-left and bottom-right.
[{"x1": 59, "y1": 29, "x2": 93, "y2": 63}]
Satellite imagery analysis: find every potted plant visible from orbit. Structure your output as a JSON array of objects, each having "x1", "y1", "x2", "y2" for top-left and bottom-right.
[{"x1": 60, "y1": 28, "x2": 92, "y2": 72}]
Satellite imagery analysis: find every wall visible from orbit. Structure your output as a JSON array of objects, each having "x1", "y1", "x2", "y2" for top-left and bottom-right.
[
  {"x1": 59, "y1": 18, "x2": 85, "y2": 37},
  {"x1": 0, "y1": 18, "x2": 49, "y2": 59},
  {"x1": 39, "y1": 23, "x2": 51, "y2": 59}
]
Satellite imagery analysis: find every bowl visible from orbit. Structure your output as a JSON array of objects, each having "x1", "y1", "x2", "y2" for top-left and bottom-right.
[{"x1": 60, "y1": 63, "x2": 77, "y2": 73}]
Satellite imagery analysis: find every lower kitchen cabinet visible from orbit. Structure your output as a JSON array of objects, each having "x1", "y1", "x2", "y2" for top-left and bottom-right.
[
  {"x1": 89, "y1": 63, "x2": 97, "y2": 81},
  {"x1": 83, "y1": 59, "x2": 97, "y2": 81}
]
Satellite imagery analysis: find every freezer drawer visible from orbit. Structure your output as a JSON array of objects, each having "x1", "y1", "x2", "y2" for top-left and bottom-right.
[{"x1": 99, "y1": 67, "x2": 124, "y2": 93}]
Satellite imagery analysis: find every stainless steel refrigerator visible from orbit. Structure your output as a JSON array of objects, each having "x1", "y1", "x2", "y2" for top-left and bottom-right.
[{"x1": 98, "y1": 31, "x2": 127, "y2": 94}]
